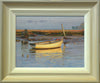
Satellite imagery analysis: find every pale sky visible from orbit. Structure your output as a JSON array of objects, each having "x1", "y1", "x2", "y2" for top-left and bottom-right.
[{"x1": 16, "y1": 16, "x2": 84, "y2": 30}]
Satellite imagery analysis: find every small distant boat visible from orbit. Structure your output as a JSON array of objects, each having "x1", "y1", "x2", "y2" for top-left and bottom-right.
[
  {"x1": 30, "y1": 39, "x2": 63, "y2": 49},
  {"x1": 21, "y1": 40, "x2": 28, "y2": 44},
  {"x1": 16, "y1": 40, "x2": 20, "y2": 42}
]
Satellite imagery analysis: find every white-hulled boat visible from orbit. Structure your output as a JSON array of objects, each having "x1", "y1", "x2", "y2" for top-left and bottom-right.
[
  {"x1": 30, "y1": 39, "x2": 63, "y2": 49},
  {"x1": 29, "y1": 24, "x2": 66, "y2": 49}
]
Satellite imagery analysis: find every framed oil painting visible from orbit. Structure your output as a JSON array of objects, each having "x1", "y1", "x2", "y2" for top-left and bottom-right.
[
  {"x1": 0, "y1": 0, "x2": 99, "y2": 83},
  {"x1": 16, "y1": 16, "x2": 84, "y2": 67}
]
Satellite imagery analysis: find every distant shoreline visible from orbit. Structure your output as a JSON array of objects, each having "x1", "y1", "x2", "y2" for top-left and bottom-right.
[{"x1": 16, "y1": 29, "x2": 84, "y2": 33}]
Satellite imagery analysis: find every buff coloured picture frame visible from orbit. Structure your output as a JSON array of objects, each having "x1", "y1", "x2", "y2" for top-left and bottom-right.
[{"x1": 0, "y1": 0, "x2": 99, "y2": 83}]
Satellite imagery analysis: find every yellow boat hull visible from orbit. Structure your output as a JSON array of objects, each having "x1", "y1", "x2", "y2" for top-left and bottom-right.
[{"x1": 31, "y1": 40, "x2": 63, "y2": 49}]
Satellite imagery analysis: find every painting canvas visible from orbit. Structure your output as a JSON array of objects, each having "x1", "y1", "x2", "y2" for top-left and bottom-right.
[{"x1": 16, "y1": 16, "x2": 84, "y2": 67}]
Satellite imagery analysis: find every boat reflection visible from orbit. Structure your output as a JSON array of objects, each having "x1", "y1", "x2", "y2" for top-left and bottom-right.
[
  {"x1": 29, "y1": 47, "x2": 64, "y2": 66},
  {"x1": 30, "y1": 47, "x2": 63, "y2": 58},
  {"x1": 21, "y1": 45, "x2": 66, "y2": 66},
  {"x1": 29, "y1": 47, "x2": 62, "y2": 54}
]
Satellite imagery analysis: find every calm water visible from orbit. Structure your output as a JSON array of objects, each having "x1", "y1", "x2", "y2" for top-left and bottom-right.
[{"x1": 16, "y1": 36, "x2": 84, "y2": 67}]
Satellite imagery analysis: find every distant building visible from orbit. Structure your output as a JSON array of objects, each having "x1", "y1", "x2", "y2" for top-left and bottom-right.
[
  {"x1": 79, "y1": 23, "x2": 84, "y2": 29},
  {"x1": 72, "y1": 26, "x2": 79, "y2": 30},
  {"x1": 72, "y1": 23, "x2": 84, "y2": 30}
]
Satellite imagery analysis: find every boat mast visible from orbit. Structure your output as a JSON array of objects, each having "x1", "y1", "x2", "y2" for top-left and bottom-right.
[{"x1": 61, "y1": 24, "x2": 66, "y2": 37}]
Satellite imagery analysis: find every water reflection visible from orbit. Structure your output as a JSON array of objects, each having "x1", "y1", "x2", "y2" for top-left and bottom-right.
[
  {"x1": 16, "y1": 36, "x2": 84, "y2": 67},
  {"x1": 20, "y1": 42, "x2": 66, "y2": 67},
  {"x1": 29, "y1": 47, "x2": 63, "y2": 54}
]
